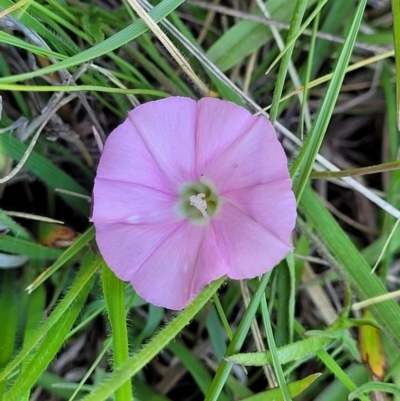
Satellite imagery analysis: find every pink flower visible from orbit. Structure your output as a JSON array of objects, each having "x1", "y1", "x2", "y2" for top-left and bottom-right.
[{"x1": 91, "y1": 97, "x2": 296, "y2": 310}]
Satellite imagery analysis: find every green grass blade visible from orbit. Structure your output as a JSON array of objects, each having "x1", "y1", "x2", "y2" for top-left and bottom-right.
[
  {"x1": 275, "y1": 260, "x2": 292, "y2": 347},
  {"x1": 168, "y1": 341, "x2": 230, "y2": 401},
  {"x1": 260, "y1": 295, "x2": 291, "y2": 401},
  {"x1": 26, "y1": 225, "x2": 95, "y2": 293},
  {"x1": 349, "y1": 382, "x2": 400, "y2": 400},
  {"x1": 0, "y1": 83, "x2": 169, "y2": 96},
  {"x1": 392, "y1": 0, "x2": 400, "y2": 130},
  {"x1": 205, "y1": 0, "x2": 317, "y2": 72},
  {"x1": 0, "y1": 134, "x2": 90, "y2": 215},
  {"x1": 300, "y1": 186, "x2": 400, "y2": 348},
  {"x1": 295, "y1": 322, "x2": 370, "y2": 401},
  {"x1": 3, "y1": 257, "x2": 97, "y2": 400},
  {"x1": 269, "y1": 0, "x2": 308, "y2": 122},
  {"x1": 0, "y1": 270, "x2": 18, "y2": 398},
  {"x1": 0, "y1": 235, "x2": 62, "y2": 259},
  {"x1": 0, "y1": 254, "x2": 100, "y2": 382},
  {"x1": 204, "y1": 273, "x2": 271, "y2": 401},
  {"x1": 80, "y1": 277, "x2": 225, "y2": 401},
  {"x1": 0, "y1": 0, "x2": 186, "y2": 84},
  {"x1": 102, "y1": 263, "x2": 132, "y2": 401},
  {"x1": 0, "y1": 0, "x2": 76, "y2": 54},
  {"x1": 241, "y1": 373, "x2": 321, "y2": 401},
  {"x1": 291, "y1": 0, "x2": 368, "y2": 201},
  {"x1": 0, "y1": 208, "x2": 31, "y2": 240}
]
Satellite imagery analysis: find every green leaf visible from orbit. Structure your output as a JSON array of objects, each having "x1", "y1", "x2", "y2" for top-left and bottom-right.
[
  {"x1": 0, "y1": 0, "x2": 76, "y2": 54},
  {"x1": 226, "y1": 335, "x2": 330, "y2": 366},
  {"x1": 300, "y1": 186, "x2": 400, "y2": 349},
  {"x1": 349, "y1": 382, "x2": 400, "y2": 400},
  {"x1": 0, "y1": 0, "x2": 187, "y2": 83},
  {"x1": 269, "y1": 0, "x2": 309, "y2": 122},
  {"x1": 206, "y1": 0, "x2": 317, "y2": 72},
  {"x1": 0, "y1": 208, "x2": 31, "y2": 240},
  {"x1": 3, "y1": 255, "x2": 98, "y2": 400},
  {"x1": 25, "y1": 225, "x2": 95, "y2": 293},
  {"x1": 102, "y1": 263, "x2": 132, "y2": 401},
  {"x1": 168, "y1": 341, "x2": 230, "y2": 401},
  {"x1": 0, "y1": 254, "x2": 100, "y2": 382},
  {"x1": 392, "y1": 0, "x2": 400, "y2": 129},
  {"x1": 205, "y1": 273, "x2": 271, "y2": 401},
  {"x1": 240, "y1": 373, "x2": 321, "y2": 401},
  {"x1": 0, "y1": 134, "x2": 90, "y2": 216},
  {"x1": 81, "y1": 6, "x2": 105, "y2": 44},
  {"x1": 80, "y1": 277, "x2": 225, "y2": 401},
  {"x1": 0, "y1": 235, "x2": 62, "y2": 260},
  {"x1": 291, "y1": 0, "x2": 368, "y2": 201},
  {"x1": 0, "y1": 270, "x2": 18, "y2": 398}
]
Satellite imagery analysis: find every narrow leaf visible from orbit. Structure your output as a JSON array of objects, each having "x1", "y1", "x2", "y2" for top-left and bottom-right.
[
  {"x1": 226, "y1": 336, "x2": 330, "y2": 366},
  {"x1": 392, "y1": 0, "x2": 400, "y2": 130},
  {"x1": 300, "y1": 187, "x2": 400, "y2": 349},
  {"x1": 349, "y1": 382, "x2": 400, "y2": 400},
  {"x1": 240, "y1": 373, "x2": 321, "y2": 401}
]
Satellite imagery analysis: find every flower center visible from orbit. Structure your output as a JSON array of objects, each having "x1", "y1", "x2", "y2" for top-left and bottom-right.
[
  {"x1": 189, "y1": 193, "x2": 208, "y2": 219},
  {"x1": 177, "y1": 180, "x2": 220, "y2": 225}
]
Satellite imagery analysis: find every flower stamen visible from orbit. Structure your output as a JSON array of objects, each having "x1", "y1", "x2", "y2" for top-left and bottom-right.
[{"x1": 189, "y1": 193, "x2": 209, "y2": 220}]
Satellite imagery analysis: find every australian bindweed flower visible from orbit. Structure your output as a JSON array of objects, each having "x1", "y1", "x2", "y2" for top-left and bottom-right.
[{"x1": 91, "y1": 97, "x2": 296, "y2": 310}]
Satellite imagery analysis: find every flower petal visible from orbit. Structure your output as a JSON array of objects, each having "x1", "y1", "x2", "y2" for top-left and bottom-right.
[
  {"x1": 129, "y1": 97, "x2": 198, "y2": 187},
  {"x1": 95, "y1": 116, "x2": 171, "y2": 193},
  {"x1": 212, "y1": 201, "x2": 292, "y2": 279},
  {"x1": 95, "y1": 222, "x2": 182, "y2": 282},
  {"x1": 203, "y1": 115, "x2": 289, "y2": 194},
  {"x1": 195, "y1": 98, "x2": 255, "y2": 175},
  {"x1": 91, "y1": 178, "x2": 179, "y2": 225},
  {"x1": 221, "y1": 179, "x2": 296, "y2": 243},
  {"x1": 129, "y1": 222, "x2": 226, "y2": 310}
]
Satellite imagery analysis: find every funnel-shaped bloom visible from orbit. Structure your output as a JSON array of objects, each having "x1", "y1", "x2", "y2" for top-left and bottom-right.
[{"x1": 92, "y1": 97, "x2": 296, "y2": 310}]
